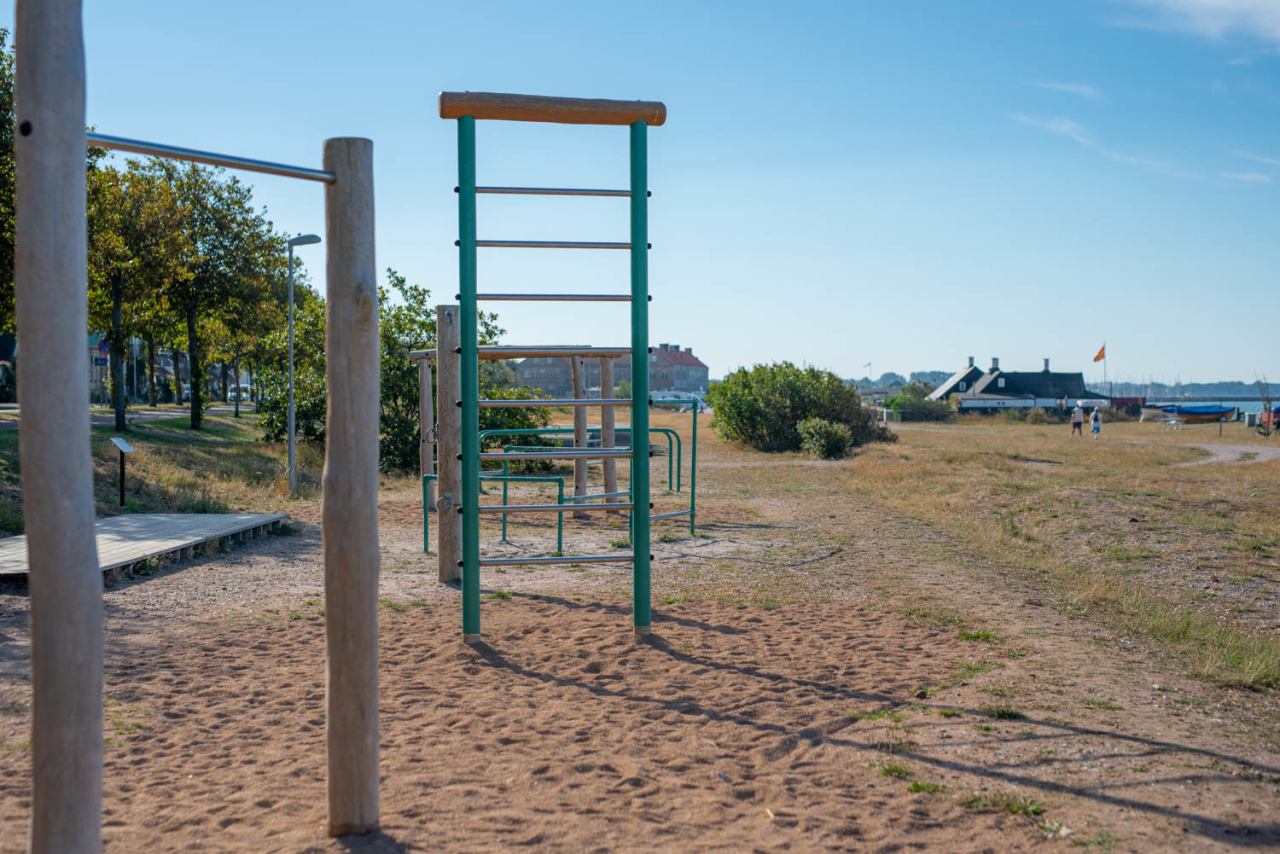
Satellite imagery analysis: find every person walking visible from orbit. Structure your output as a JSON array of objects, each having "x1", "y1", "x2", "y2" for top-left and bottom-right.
[
  {"x1": 1071, "y1": 401, "x2": 1084, "y2": 437},
  {"x1": 1090, "y1": 407, "x2": 1102, "y2": 440}
]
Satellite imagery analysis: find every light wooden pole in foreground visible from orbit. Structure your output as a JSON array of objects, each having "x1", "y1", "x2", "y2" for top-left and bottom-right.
[
  {"x1": 16, "y1": 2, "x2": 104, "y2": 851},
  {"x1": 436, "y1": 305, "x2": 462, "y2": 582},
  {"x1": 322, "y1": 137, "x2": 380, "y2": 837},
  {"x1": 600, "y1": 357, "x2": 618, "y2": 510}
]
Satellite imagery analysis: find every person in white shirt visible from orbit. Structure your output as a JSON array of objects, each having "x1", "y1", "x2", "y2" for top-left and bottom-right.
[
  {"x1": 1090, "y1": 407, "x2": 1102, "y2": 440},
  {"x1": 1071, "y1": 402, "x2": 1084, "y2": 437}
]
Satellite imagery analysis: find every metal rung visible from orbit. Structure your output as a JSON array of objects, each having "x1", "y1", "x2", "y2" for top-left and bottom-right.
[
  {"x1": 479, "y1": 554, "x2": 639, "y2": 567},
  {"x1": 475, "y1": 293, "x2": 633, "y2": 302},
  {"x1": 473, "y1": 345, "x2": 633, "y2": 358},
  {"x1": 478, "y1": 503, "x2": 636, "y2": 514},
  {"x1": 475, "y1": 186, "x2": 630, "y2": 197},
  {"x1": 565, "y1": 490, "x2": 631, "y2": 502},
  {"x1": 651, "y1": 509, "x2": 692, "y2": 520},
  {"x1": 478, "y1": 398, "x2": 632, "y2": 408},
  {"x1": 479, "y1": 449, "x2": 635, "y2": 461},
  {"x1": 477, "y1": 240, "x2": 631, "y2": 250}
]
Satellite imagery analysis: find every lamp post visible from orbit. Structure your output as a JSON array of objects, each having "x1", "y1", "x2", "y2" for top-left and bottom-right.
[{"x1": 287, "y1": 234, "x2": 322, "y2": 495}]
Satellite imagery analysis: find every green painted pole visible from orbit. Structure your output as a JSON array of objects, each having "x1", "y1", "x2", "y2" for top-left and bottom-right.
[
  {"x1": 630, "y1": 121, "x2": 651, "y2": 636},
  {"x1": 690, "y1": 405, "x2": 698, "y2": 534},
  {"x1": 458, "y1": 116, "x2": 481, "y2": 642}
]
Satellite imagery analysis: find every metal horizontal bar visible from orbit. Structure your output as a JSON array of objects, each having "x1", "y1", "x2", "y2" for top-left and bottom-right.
[
  {"x1": 564, "y1": 490, "x2": 632, "y2": 502},
  {"x1": 651, "y1": 509, "x2": 692, "y2": 520},
  {"x1": 86, "y1": 132, "x2": 335, "y2": 183},
  {"x1": 476, "y1": 186, "x2": 630, "y2": 197},
  {"x1": 478, "y1": 503, "x2": 635, "y2": 514},
  {"x1": 472, "y1": 345, "x2": 633, "y2": 358},
  {"x1": 478, "y1": 398, "x2": 632, "y2": 408},
  {"x1": 475, "y1": 293, "x2": 632, "y2": 302},
  {"x1": 478, "y1": 554, "x2": 637, "y2": 567},
  {"x1": 477, "y1": 240, "x2": 630, "y2": 250},
  {"x1": 478, "y1": 449, "x2": 634, "y2": 461}
]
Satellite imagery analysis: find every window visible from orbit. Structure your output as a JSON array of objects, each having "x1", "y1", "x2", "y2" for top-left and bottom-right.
[
  {"x1": 958, "y1": 381, "x2": 966, "y2": 391},
  {"x1": 997, "y1": 378, "x2": 1005, "y2": 388}
]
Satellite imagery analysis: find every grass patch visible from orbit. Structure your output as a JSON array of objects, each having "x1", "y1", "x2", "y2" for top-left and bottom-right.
[
  {"x1": 980, "y1": 703, "x2": 1025, "y2": 720},
  {"x1": 378, "y1": 599, "x2": 407, "y2": 612},
  {"x1": 907, "y1": 780, "x2": 945, "y2": 793},
  {"x1": 960, "y1": 792, "x2": 1044, "y2": 816},
  {"x1": 486, "y1": 591, "x2": 512, "y2": 600},
  {"x1": 879, "y1": 762, "x2": 912, "y2": 778},
  {"x1": 960, "y1": 630, "x2": 994, "y2": 642},
  {"x1": 1082, "y1": 697, "x2": 1120, "y2": 711}
]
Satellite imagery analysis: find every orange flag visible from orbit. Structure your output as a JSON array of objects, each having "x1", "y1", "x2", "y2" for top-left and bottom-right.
[{"x1": 1093, "y1": 344, "x2": 1106, "y2": 363}]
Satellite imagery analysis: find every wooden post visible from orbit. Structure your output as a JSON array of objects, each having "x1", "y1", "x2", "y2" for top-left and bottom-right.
[
  {"x1": 436, "y1": 305, "x2": 462, "y2": 582},
  {"x1": 419, "y1": 357, "x2": 435, "y2": 513},
  {"x1": 16, "y1": 3, "x2": 104, "y2": 852},
  {"x1": 571, "y1": 355, "x2": 589, "y2": 518},
  {"x1": 600, "y1": 357, "x2": 618, "y2": 511},
  {"x1": 322, "y1": 137, "x2": 380, "y2": 837}
]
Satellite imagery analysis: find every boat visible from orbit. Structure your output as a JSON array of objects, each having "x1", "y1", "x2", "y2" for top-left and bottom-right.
[{"x1": 1160, "y1": 404, "x2": 1237, "y2": 424}]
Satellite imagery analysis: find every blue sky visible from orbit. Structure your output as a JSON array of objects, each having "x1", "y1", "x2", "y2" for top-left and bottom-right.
[{"x1": 5, "y1": 1, "x2": 1277, "y2": 385}]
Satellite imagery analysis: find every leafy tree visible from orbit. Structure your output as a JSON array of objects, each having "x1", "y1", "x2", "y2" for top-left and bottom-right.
[
  {"x1": 885, "y1": 380, "x2": 953, "y2": 422},
  {"x1": 706, "y1": 362, "x2": 894, "y2": 452}
]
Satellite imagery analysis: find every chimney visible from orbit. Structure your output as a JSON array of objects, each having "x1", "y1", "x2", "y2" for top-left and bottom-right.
[
  {"x1": 967, "y1": 356, "x2": 974, "y2": 368},
  {"x1": 990, "y1": 357, "x2": 999, "y2": 372},
  {"x1": 1043, "y1": 358, "x2": 1050, "y2": 372},
  {"x1": 685, "y1": 347, "x2": 693, "y2": 354},
  {"x1": 659, "y1": 343, "x2": 670, "y2": 351}
]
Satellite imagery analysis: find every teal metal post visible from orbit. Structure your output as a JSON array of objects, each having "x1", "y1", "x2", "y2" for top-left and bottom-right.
[
  {"x1": 690, "y1": 405, "x2": 698, "y2": 534},
  {"x1": 629, "y1": 121, "x2": 651, "y2": 635},
  {"x1": 458, "y1": 116, "x2": 481, "y2": 642}
]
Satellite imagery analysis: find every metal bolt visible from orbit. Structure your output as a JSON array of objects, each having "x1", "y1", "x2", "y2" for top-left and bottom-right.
[{"x1": 19, "y1": 121, "x2": 31, "y2": 137}]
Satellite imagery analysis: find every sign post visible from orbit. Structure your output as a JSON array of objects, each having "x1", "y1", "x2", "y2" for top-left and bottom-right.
[{"x1": 110, "y1": 436, "x2": 134, "y2": 507}]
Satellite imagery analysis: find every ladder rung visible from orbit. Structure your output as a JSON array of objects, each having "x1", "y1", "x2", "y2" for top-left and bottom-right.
[
  {"x1": 479, "y1": 449, "x2": 635, "y2": 461},
  {"x1": 475, "y1": 186, "x2": 630, "y2": 197},
  {"x1": 565, "y1": 490, "x2": 631, "y2": 502},
  {"x1": 479, "y1": 554, "x2": 640, "y2": 567},
  {"x1": 472, "y1": 345, "x2": 634, "y2": 358},
  {"x1": 473, "y1": 293, "x2": 634, "y2": 302},
  {"x1": 477, "y1": 240, "x2": 631, "y2": 250},
  {"x1": 478, "y1": 398, "x2": 631, "y2": 408},
  {"x1": 478, "y1": 503, "x2": 636, "y2": 514},
  {"x1": 651, "y1": 509, "x2": 692, "y2": 520}
]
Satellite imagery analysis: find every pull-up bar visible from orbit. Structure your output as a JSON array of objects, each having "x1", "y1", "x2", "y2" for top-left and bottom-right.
[
  {"x1": 86, "y1": 132, "x2": 337, "y2": 183},
  {"x1": 439, "y1": 91, "x2": 666, "y2": 126}
]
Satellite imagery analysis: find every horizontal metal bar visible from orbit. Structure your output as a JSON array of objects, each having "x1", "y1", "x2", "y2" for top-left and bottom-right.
[
  {"x1": 476, "y1": 186, "x2": 629, "y2": 197},
  {"x1": 478, "y1": 398, "x2": 632, "y2": 408},
  {"x1": 478, "y1": 503, "x2": 635, "y2": 514},
  {"x1": 475, "y1": 293, "x2": 632, "y2": 302},
  {"x1": 479, "y1": 449, "x2": 634, "y2": 461},
  {"x1": 564, "y1": 490, "x2": 632, "y2": 502},
  {"x1": 478, "y1": 554, "x2": 638, "y2": 567},
  {"x1": 477, "y1": 240, "x2": 630, "y2": 250},
  {"x1": 472, "y1": 345, "x2": 633, "y2": 358},
  {"x1": 651, "y1": 509, "x2": 692, "y2": 520},
  {"x1": 86, "y1": 132, "x2": 335, "y2": 183}
]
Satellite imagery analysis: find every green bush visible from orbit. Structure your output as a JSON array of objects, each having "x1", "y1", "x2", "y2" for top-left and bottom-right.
[
  {"x1": 885, "y1": 381, "x2": 952, "y2": 422},
  {"x1": 706, "y1": 362, "x2": 895, "y2": 452},
  {"x1": 798, "y1": 417, "x2": 853, "y2": 459}
]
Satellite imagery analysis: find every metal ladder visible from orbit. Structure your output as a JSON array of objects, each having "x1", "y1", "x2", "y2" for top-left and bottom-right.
[{"x1": 441, "y1": 91, "x2": 667, "y2": 642}]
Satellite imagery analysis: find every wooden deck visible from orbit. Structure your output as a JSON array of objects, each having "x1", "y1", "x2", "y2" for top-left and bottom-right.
[{"x1": 0, "y1": 513, "x2": 289, "y2": 579}]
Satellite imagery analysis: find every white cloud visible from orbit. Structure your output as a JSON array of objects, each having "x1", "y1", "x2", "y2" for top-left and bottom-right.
[
  {"x1": 1221, "y1": 171, "x2": 1273, "y2": 182},
  {"x1": 1112, "y1": 1, "x2": 1280, "y2": 47},
  {"x1": 1234, "y1": 149, "x2": 1280, "y2": 166},
  {"x1": 1030, "y1": 81, "x2": 1105, "y2": 101},
  {"x1": 1013, "y1": 114, "x2": 1200, "y2": 179}
]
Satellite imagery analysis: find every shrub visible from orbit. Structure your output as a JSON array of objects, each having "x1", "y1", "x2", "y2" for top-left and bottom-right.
[
  {"x1": 706, "y1": 362, "x2": 895, "y2": 452},
  {"x1": 798, "y1": 417, "x2": 853, "y2": 459},
  {"x1": 885, "y1": 381, "x2": 952, "y2": 422}
]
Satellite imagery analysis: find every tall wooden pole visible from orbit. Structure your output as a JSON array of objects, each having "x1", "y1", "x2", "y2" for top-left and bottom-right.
[
  {"x1": 322, "y1": 137, "x2": 380, "y2": 837},
  {"x1": 600, "y1": 357, "x2": 618, "y2": 511},
  {"x1": 436, "y1": 305, "x2": 462, "y2": 582},
  {"x1": 16, "y1": 2, "x2": 104, "y2": 851},
  {"x1": 419, "y1": 358, "x2": 435, "y2": 513},
  {"x1": 571, "y1": 356, "x2": 589, "y2": 518}
]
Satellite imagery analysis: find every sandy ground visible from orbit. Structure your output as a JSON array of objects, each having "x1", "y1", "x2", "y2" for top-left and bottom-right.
[{"x1": 0, "y1": 414, "x2": 1278, "y2": 852}]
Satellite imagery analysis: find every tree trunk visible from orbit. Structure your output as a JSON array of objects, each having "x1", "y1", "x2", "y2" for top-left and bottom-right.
[
  {"x1": 110, "y1": 283, "x2": 126, "y2": 431},
  {"x1": 187, "y1": 308, "x2": 202, "y2": 430},
  {"x1": 220, "y1": 360, "x2": 229, "y2": 405},
  {"x1": 147, "y1": 337, "x2": 157, "y2": 407},
  {"x1": 233, "y1": 358, "x2": 240, "y2": 417}
]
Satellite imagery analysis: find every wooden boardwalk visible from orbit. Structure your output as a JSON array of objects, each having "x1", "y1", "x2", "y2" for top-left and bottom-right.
[{"x1": 0, "y1": 513, "x2": 289, "y2": 578}]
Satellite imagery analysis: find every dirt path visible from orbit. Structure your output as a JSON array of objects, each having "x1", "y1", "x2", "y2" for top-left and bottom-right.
[{"x1": 1173, "y1": 443, "x2": 1280, "y2": 467}]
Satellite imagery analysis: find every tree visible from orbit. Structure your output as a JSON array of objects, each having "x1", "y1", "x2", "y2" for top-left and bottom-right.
[
  {"x1": 87, "y1": 162, "x2": 194, "y2": 429},
  {"x1": 885, "y1": 380, "x2": 953, "y2": 422},
  {"x1": 145, "y1": 161, "x2": 277, "y2": 429}
]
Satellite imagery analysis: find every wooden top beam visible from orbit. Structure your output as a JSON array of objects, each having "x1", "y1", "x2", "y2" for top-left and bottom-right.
[{"x1": 439, "y1": 91, "x2": 666, "y2": 127}]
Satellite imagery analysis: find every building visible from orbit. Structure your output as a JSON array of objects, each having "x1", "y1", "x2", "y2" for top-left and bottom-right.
[
  {"x1": 515, "y1": 343, "x2": 709, "y2": 397},
  {"x1": 929, "y1": 357, "x2": 1109, "y2": 410}
]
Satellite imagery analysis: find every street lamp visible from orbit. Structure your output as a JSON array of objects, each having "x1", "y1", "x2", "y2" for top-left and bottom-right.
[{"x1": 287, "y1": 234, "x2": 321, "y2": 496}]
